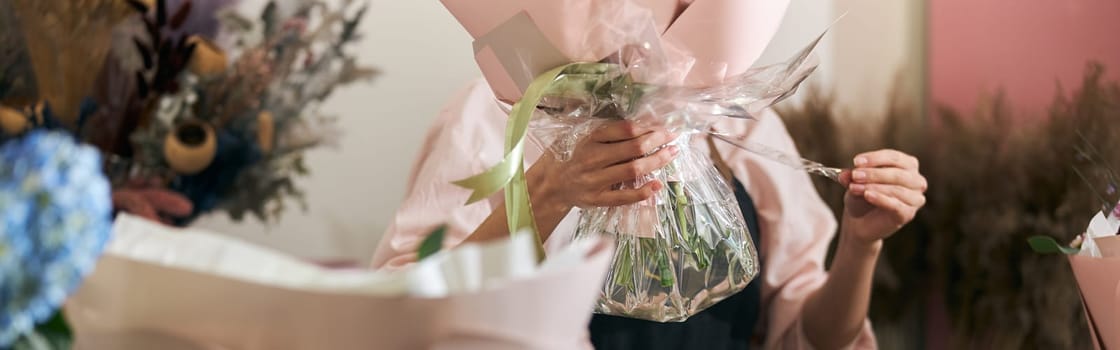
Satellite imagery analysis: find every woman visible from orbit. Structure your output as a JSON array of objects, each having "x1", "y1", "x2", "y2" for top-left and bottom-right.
[
  {"x1": 374, "y1": 2, "x2": 927, "y2": 349},
  {"x1": 373, "y1": 77, "x2": 925, "y2": 349}
]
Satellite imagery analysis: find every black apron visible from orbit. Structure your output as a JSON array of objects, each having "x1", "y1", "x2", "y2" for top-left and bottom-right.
[{"x1": 590, "y1": 179, "x2": 764, "y2": 349}]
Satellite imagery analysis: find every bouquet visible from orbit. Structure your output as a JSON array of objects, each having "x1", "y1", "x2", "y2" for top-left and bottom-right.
[
  {"x1": 1030, "y1": 133, "x2": 1120, "y2": 349},
  {"x1": 0, "y1": 131, "x2": 113, "y2": 348},
  {"x1": 1030, "y1": 209, "x2": 1120, "y2": 350},
  {"x1": 442, "y1": 0, "x2": 824, "y2": 322},
  {"x1": 0, "y1": 0, "x2": 375, "y2": 224},
  {"x1": 67, "y1": 215, "x2": 614, "y2": 350}
]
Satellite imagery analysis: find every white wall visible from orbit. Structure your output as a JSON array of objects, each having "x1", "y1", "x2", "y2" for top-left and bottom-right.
[
  {"x1": 830, "y1": 0, "x2": 926, "y2": 115},
  {"x1": 194, "y1": 0, "x2": 919, "y2": 264},
  {"x1": 755, "y1": 0, "x2": 836, "y2": 96}
]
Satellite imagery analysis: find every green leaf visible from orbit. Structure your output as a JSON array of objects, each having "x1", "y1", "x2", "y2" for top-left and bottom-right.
[
  {"x1": 13, "y1": 311, "x2": 73, "y2": 350},
  {"x1": 260, "y1": 1, "x2": 277, "y2": 37},
  {"x1": 1027, "y1": 235, "x2": 1080, "y2": 255},
  {"x1": 417, "y1": 225, "x2": 447, "y2": 261},
  {"x1": 340, "y1": 5, "x2": 368, "y2": 42},
  {"x1": 37, "y1": 311, "x2": 70, "y2": 335},
  {"x1": 657, "y1": 249, "x2": 674, "y2": 288}
]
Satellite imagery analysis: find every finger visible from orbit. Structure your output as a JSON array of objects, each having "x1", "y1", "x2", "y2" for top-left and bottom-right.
[
  {"x1": 854, "y1": 150, "x2": 919, "y2": 170},
  {"x1": 595, "y1": 130, "x2": 677, "y2": 167},
  {"x1": 848, "y1": 184, "x2": 926, "y2": 207},
  {"x1": 863, "y1": 189, "x2": 917, "y2": 224},
  {"x1": 589, "y1": 121, "x2": 654, "y2": 143},
  {"x1": 850, "y1": 167, "x2": 928, "y2": 191},
  {"x1": 838, "y1": 169, "x2": 853, "y2": 187},
  {"x1": 112, "y1": 192, "x2": 160, "y2": 221},
  {"x1": 139, "y1": 189, "x2": 194, "y2": 217},
  {"x1": 588, "y1": 180, "x2": 663, "y2": 207},
  {"x1": 592, "y1": 145, "x2": 679, "y2": 186}
]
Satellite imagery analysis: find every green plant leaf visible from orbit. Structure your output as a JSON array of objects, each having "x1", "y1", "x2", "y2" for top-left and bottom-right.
[
  {"x1": 37, "y1": 311, "x2": 70, "y2": 334},
  {"x1": 13, "y1": 311, "x2": 73, "y2": 350},
  {"x1": 417, "y1": 225, "x2": 447, "y2": 261},
  {"x1": 260, "y1": 1, "x2": 277, "y2": 36},
  {"x1": 1027, "y1": 235, "x2": 1080, "y2": 255}
]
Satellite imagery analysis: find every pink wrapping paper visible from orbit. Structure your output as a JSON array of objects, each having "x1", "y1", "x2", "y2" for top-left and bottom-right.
[
  {"x1": 1096, "y1": 235, "x2": 1120, "y2": 257},
  {"x1": 66, "y1": 217, "x2": 614, "y2": 350},
  {"x1": 1069, "y1": 254, "x2": 1120, "y2": 350},
  {"x1": 441, "y1": 0, "x2": 791, "y2": 102}
]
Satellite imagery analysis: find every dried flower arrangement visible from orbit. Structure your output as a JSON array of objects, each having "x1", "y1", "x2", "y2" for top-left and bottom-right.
[
  {"x1": 777, "y1": 63, "x2": 1118, "y2": 348},
  {"x1": 0, "y1": 0, "x2": 376, "y2": 225}
]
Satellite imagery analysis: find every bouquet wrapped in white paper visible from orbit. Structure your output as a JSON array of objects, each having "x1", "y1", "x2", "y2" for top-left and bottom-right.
[{"x1": 66, "y1": 215, "x2": 613, "y2": 350}]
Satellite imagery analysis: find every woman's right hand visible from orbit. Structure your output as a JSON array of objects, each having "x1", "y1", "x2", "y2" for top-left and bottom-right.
[
  {"x1": 464, "y1": 121, "x2": 680, "y2": 244},
  {"x1": 526, "y1": 120, "x2": 679, "y2": 216}
]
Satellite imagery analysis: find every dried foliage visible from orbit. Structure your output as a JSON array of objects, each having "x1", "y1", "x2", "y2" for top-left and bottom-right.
[
  {"x1": 777, "y1": 63, "x2": 1119, "y2": 348},
  {"x1": 0, "y1": 0, "x2": 374, "y2": 224},
  {"x1": 7, "y1": 0, "x2": 134, "y2": 122},
  {"x1": 0, "y1": 0, "x2": 36, "y2": 105}
]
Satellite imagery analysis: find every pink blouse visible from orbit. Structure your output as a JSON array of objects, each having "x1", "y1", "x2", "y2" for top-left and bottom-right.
[{"x1": 372, "y1": 79, "x2": 877, "y2": 349}]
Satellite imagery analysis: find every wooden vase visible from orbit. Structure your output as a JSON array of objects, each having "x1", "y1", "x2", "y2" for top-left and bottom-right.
[{"x1": 164, "y1": 120, "x2": 217, "y2": 175}]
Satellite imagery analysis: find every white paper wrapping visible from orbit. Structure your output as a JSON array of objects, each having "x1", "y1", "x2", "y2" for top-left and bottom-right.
[
  {"x1": 1081, "y1": 212, "x2": 1120, "y2": 258},
  {"x1": 66, "y1": 215, "x2": 613, "y2": 349}
]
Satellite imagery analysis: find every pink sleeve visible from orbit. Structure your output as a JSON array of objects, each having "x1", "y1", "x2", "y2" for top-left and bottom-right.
[
  {"x1": 370, "y1": 80, "x2": 511, "y2": 269},
  {"x1": 713, "y1": 111, "x2": 877, "y2": 349}
]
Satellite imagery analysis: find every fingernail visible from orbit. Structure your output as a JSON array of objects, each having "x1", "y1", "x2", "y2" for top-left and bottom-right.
[
  {"x1": 668, "y1": 145, "x2": 680, "y2": 155},
  {"x1": 853, "y1": 170, "x2": 867, "y2": 181},
  {"x1": 849, "y1": 184, "x2": 866, "y2": 193},
  {"x1": 854, "y1": 157, "x2": 868, "y2": 166},
  {"x1": 651, "y1": 181, "x2": 664, "y2": 191}
]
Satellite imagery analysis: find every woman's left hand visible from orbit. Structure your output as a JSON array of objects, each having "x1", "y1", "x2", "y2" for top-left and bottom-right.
[{"x1": 839, "y1": 149, "x2": 927, "y2": 245}]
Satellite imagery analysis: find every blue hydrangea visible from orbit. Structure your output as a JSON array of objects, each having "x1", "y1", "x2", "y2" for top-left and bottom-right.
[{"x1": 0, "y1": 131, "x2": 112, "y2": 346}]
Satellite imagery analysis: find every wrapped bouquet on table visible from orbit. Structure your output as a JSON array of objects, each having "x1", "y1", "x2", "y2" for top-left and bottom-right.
[
  {"x1": 442, "y1": 0, "x2": 827, "y2": 322},
  {"x1": 1032, "y1": 211, "x2": 1120, "y2": 349},
  {"x1": 1028, "y1": 130, "x2": 1120, "y2": 349},
  {"x1": 66, "y1": 215, "x2": 615, "y2": 350}
]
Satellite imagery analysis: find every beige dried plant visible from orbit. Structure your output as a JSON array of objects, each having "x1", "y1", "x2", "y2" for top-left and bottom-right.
[{"x1": 777, "y1": 63, "x2": 1119, "y2": 348}]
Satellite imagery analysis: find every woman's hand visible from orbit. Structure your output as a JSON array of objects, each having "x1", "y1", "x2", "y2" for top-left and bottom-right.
[
  {"x1": 839, "y1": 149, "x2": 928, "y2": 246},
  {"x1": 803, "y1": 149, "x2": 927, "y2": 349},
  {"x1": 468, "y1": 120, "x2": 679, "y2": 244},
  {"x1": 525, "y1": 121, "x2": 679, "y2": 228}
]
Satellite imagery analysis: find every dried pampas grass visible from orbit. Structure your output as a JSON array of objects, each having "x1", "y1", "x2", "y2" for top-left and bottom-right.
[{"x1": 777, "y1": 63, "x2": 1120, "y2": 348}]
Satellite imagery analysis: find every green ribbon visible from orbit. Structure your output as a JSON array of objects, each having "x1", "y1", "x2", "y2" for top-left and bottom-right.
[
  {"x1": 453, "y1": 64, "x2": 570, "y2": 259},
  {"x1": 454, "y1": 62, "x2": 629, "y2": 260}
]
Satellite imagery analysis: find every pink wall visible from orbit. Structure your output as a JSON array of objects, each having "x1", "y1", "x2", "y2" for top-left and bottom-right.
[{"x1": 929, "y1": 0, "x2": 1120, "y2": 115}]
